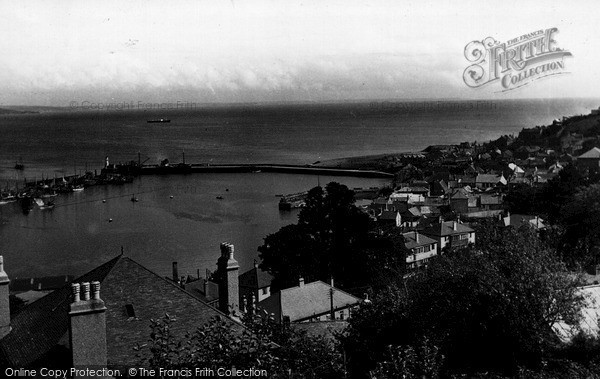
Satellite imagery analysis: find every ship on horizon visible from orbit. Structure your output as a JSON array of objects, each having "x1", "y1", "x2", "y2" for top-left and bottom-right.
[{"x1": 147, "y1": 118, "x2": 171, "y2": 123}]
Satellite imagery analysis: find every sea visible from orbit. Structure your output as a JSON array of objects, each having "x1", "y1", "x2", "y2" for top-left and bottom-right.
[{"x1": 0, "y1": 98, "x2": 598, "y2": 280}]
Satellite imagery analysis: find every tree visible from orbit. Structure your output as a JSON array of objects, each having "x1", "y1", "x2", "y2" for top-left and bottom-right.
[
  {"x1": 344, "y1": 224, "x2": 585, "y2": 378},
  {"x1": 560, "y1": 184, "x2": 600, "y2": 267},
  {"x1": 259, "y1": 182, "x2": 375, "y2": 290},
  {"x1": 138, "y1": 311, "x2": 344, "y2": 378}
]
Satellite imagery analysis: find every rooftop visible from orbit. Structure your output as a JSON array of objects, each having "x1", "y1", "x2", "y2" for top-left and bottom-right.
[
  {"x1": 0, "y1": 254, "x2": 242, "y2": 368},
  {"x1": 578, "y1": 147, "x2": 600, "y2": 159},
  {"x1": 239, "y1": 265, "x2": 274, "y2": 289},
  {"x1": 259, "y1": 280, "x2": 361, "y2": 322},
  {"x1": 402, "y1": 231, "x2": 437, "y2": 249},
  {"x1": 422, "y1": 221, "x2": 474, "y2": 237}
]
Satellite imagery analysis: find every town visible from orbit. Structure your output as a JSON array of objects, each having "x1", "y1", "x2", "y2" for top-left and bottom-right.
[{"x1": 2, "y1": 107, "x2": 600, "y2": 378}]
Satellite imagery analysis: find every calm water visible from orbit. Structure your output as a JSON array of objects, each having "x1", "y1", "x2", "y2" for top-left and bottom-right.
[{"x1": 0, "y1": 99, "x2": 599, "y2": 278}]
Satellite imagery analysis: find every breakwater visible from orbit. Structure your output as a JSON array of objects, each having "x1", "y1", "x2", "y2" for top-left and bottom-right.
[{"x1": 138, "y1": 163, "x2": 394, "y2": 178}]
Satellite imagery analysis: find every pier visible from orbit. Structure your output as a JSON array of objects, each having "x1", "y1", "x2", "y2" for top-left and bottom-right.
[{"x1": 137, "y1": 163, "x2": 394, "y2": 178}]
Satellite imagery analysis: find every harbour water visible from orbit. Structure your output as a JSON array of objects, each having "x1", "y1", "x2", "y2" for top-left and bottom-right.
[{"x1": 1, "y1": 98, "x2": 599, "y2": 279}]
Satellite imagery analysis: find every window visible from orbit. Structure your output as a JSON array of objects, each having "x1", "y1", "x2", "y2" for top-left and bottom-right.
[
  {"x1": 125, "y1": 304, "x2": 136, "y2": 318},
  {"x1": 261, "y1": 287, "x2": 268, "y2": 295}
]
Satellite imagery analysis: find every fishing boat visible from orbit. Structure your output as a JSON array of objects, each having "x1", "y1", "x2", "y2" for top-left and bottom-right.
[
  {"x1": 35, "y1": 198, "x2": 55, "y2": 210},
  {"x1": 0, "y1": 196, "x2": 16, "y2": 205},
  {"x1": 72, "y1": 185, "x2": 85, "y2": 192}
]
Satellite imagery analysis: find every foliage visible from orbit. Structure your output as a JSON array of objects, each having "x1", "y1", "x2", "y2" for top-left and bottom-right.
[
  {"x1": 138, "y1": 311, "x2": 344, "y2": 378},
  {"x1": 343, "y1": 224, "x2": 585, "y2": 378},
  {"x1": 560, "y1": 183, "x2": 600, "y2": 267},
  {"x1": 259, "y1": 182, "x2": 403, "y2": 290},
  {"x1": 369, "y1": 338, "x2": 443, "y2": 379}
]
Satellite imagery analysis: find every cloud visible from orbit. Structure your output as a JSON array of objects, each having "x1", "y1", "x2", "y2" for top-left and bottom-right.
[{"x1": 0, "y1": 0, "x2": 598, "y2": 105}]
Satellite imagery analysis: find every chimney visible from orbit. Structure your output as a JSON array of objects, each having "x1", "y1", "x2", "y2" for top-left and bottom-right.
[
  {"x1": 415, "y1": 231, "x2": 419, "y2": 243},
  {"x1": 69, "y1": 281, "x2": 107, "y2": 374},
  {"x1": 453, "y1": 221, "x2": 457, "y2": 231},
  {"x1": 299, "y1": 277, "x2": 305, "y2": 287},
  {"x1": 217, "y1": 242, "x2": 239, "y2": 316},
  {"x1": 172, "y1": 262, "x2": 178, "y2": 283},
  {"x1": 0, "y1": 256, "x2": 11, "y2": 339}
]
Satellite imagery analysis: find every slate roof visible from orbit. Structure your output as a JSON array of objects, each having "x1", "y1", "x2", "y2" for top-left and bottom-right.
[
  {"x1": 10, "y1": 275, "x2": 74, "y2": 293},
  {"x1": 378, "y1": 210, "x2": 400, "y2": 221},
  {"x1": 479, "y1": 194, "x2": 502, "y2": 205},
  {"x1": 476, "y1": 174, "x2": 502, "y2": 184},
  {"x1": 450, "y1": 190, "x2": 469, "y2": 200},
  {"x1": 402, "y1": 232, "x2": 437, "y2": 250},
  {"x1": 0, "y1": 254, "x2": 120, "y2": 368},
  {"x1": 422, "y1": 221, "x2": 474, "y2": 237},
  {"x1": 578, "y1": 147, "x2": 600, "y2": 159},
  {"x1": 0, "y1": 254, "x2": 242, "y2": 368},
  {"x1": 239, "y1": 266, "x2": 274, "y2": 290},
  {"x1": 259, "y1": 281, "x2": 361, "y2": 322}
]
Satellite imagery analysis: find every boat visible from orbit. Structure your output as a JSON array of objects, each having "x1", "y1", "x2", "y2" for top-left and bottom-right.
[
  {"x1": 147, "y1": 118, "x2": 171, "y2": 123},
  {"x1": 216, "y1": 196, "x2": 224, "y2": 200},
  {"x1": 72, "y1": 185, "x2": 85, "y2": 192},
  {"x1": 130, "y1": 194, "x2": 139, "y2": 202},
  {"x1": 35, "y1": 198, "x2": 55, "y2": 210},
  {"x1": 0, "y1": 197, "x2": 16, "y2": 205}
]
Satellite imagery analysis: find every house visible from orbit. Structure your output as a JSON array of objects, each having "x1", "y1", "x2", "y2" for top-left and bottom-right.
[
  {"x1": 238, "y1": 261, "x2": 274, "y2": 309},
  {"x1": 475, "y1": 174, "x2": 507, "y2": 189},
  {"x1": 478, "y1": 194, "x2": 503, "y2": 211},
  {"x1": 257, "y1": 278, "x2": 362, "y2": 323},
  {"x1": 455, "y1": 174, "x2": 476, "y2": 188},
  {"x1": 376, "y1": 210, "x2": 402, "y2": 227},
  {"x1": 0, "y1": 249, "x2": 243, "y2": 369},
  {"x1": 576, "y1": 147, "x2": 600, "y2": 171},
  {"x1": 503, "y1": 213, "x2": 546, "y2": 231},
  {"x1": 403, "y1": 231, "x2": 438, "y2": 270},
  {"x1": 449, "y1": 189, "x2": 469, "y2": 214},
  {"x1": 399, "y1": 207, "x2": 421, "y2": 229},
  {"x1": 422, "y1": 221, "x2": 476, "y2": 252}
]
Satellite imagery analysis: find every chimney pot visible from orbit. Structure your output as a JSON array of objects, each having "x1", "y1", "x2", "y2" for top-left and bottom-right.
[
  {"x1": 91, "y1": 281, "x2": 101, "y2": 300},
  {"x1": 172, "y1": 262, "x2": 179, "y2": 283},
  {"x1": 71, "y1": 283, "x2": 81, "y2": 302},
  {"x1": 453, "y1": 221, "x2": 457, "y2": 231},
  {"x1": 69, "y1": 281, "x2": 107, "y2": 372},
  {"x1": 299, "y1": 277, "x2": 305, "y2": 287},
  {"x1": 81, "y1": 282, "x2": 90, "y2": 301},
  {"x1": 220, "y1": 242, "x2": 234, "y2": 258}
]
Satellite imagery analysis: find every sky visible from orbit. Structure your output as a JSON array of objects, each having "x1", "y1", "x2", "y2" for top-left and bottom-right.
[{"x1": 0, "y1": 0, "x2": 598, "y2": 106}]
